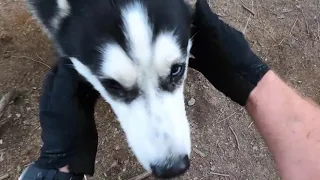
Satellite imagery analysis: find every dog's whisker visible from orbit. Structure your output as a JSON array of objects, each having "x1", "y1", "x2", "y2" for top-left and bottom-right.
[{"x1": 191, "y1": 30, "x2": 200, "y2": 41}]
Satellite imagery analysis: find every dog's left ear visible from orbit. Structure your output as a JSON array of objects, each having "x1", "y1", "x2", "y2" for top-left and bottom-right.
[
  {"x1": 187, "y1": 3, "x2": 194, "y2": 16},
  {"x1": 185, "y1": 1, "x2": 194, "y2": 22}
]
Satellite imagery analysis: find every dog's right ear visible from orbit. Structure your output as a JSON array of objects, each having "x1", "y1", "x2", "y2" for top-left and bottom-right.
[
  {"x1": 181, "y1": 0, "x2": 194, "y2": 26},
  {"x1": 186, "y1": 1, "x2": 194, "y2": 17}
]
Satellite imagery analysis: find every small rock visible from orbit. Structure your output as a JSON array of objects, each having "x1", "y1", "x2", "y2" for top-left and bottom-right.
[
  {"x1": 115, "y1": 145, "x2": 120, "y2": 151},
  {"x1": 253, "y1": 146, "x2": 258, "y2": 151},
  {"x1": 7, "y1": 114, "x2": 12, "y2": 118},
  {"x1": 0, "y1": 139, "x2": 3, "y2": 144},
  {"x1": 193, "y1": 148, "x2": 206, "y2": 158},
  {"x1": 16, "y1": 114, "x2": 21, "y2": 118},
  {"x1": 210, "y1": 166, "x2": 216, "y2": 171},
  {"x1": 111, "y1": 161, "x2": 118, "y2": 168},
  {"x1": 188, "y1": 98, "x2": 196, "y2": 106},
  {"x1": 17, "y1": 165, "x2": 21, "y2": 173},
  {"x1": 124, "y1": 160, "x2": 129, "y2": 164},
  {"x1": 32, "y1": 87, "x2": 37, "y2": 90}
]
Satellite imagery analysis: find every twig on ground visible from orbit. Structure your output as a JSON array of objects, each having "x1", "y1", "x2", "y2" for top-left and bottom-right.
[
  {"x1": 193, "y1": 148, "x2": 206, "y2": 158},
  {"x1": 216, "y1": 13, "x2": 229, "y2": 18},
  {"x1": 243, "y1": 0, "x2": 254, "y2": 34},
  {"x1": 261, "y1": 6, "x2": 277, "y2": 16},
  {"x1": 277, "y1": 38, "x2": 285, "y2": 46},
  {"x1": 300, "y1": 8, "x2": 310, "y2": 35},
  {"x1": 248, "y1": 121, "x2": 254, "y2": 128},
  {"x1": 298, "y1": 6, "x2": 315, "y2": 37},
  {"x1": 12, "y1": 55, "x2": 51, "y2": 69},
  {"x1": 289, "y1": 18, "x2": 298, "y2": 35},
  {"x1": 282, "y1": 9, "x2": 294, "y2": 13},
  {"x1": 32, "y1": 125, "x2": 40, "y2": 132},
  {"x1": 243, "y1": 16, "x2": 251, "y2": 34},
  {"x1": 251, "y1": 41, "x2": 257, "y2": 48},
  {"x1": 103, "y1": 173, "x2": 108, "y2": 178},
  {"x1": 229, "y1": 126, "x2": 240, "y2": 151},
  {"x1": 317, "y1": 12, "x2": 320, "y2": 40},
  {"x1": 128, "y1": 172, "x2": 151, "y2": 180},
  {"x1": 278, "y1": 17, "x2": 298, "y2": 46},
  {"x1": 36, "y1": 53, "x2": 45, "y2": 62},
  {"x1": 0, "y1": 90, "x2": 20, "y2": 118},
  {"x1": 217, "y1": 112, "x2": 236, "y2": 123},
  {"x1": 210, "y1": 172, "x2": 230, "y2": 177},
  {"x1": 239, "y1": 0, "x2": 255, "y2": 16},
  {"x1": 0, "y1": 174, "x2": 9, "y2": 180},
  {"x1": 269, "y1": 34, "x2": 277, "y2": 43}
]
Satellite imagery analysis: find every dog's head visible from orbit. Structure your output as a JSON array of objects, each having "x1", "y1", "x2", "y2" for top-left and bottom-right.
[{"x1": 65, "y1": 0, "x2": 191, "y2": 177}]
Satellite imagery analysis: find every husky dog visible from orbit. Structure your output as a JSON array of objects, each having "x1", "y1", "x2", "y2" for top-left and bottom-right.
[{"x1": 27, "y1": 0, "x2": 192, "y2": 178}]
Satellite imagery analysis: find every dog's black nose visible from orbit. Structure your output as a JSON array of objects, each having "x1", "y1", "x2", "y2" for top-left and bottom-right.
[{"x1": 151, "y1": 155, "x2": 190, "y2": 178}]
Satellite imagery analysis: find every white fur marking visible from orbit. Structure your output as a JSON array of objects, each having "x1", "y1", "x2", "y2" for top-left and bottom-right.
[
  {"x1": 52, "y1": 0, "x2": 70, "y2": 29},
  {"x1": 121, "y1": 2, "x2": 152, "y2": 66},
  {"x1": 100, "y1": 44, "x2": 138, "y2": 88},
  {"x1": 154, "y1": 33, "x2": 183, "y2": 77}
]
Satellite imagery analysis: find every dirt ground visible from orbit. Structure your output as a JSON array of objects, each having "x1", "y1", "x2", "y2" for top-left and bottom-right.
[{"x1": 0, "y1": 0, "x2": 319, "y2": 179}]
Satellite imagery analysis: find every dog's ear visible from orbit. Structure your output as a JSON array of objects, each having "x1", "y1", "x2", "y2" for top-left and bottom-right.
[
  {"x1": 183, "y1": 0, "x2": 195, "y2": 37},
  {"x1": 185, "y1": 1, "x2": 194, "y2": 18}
]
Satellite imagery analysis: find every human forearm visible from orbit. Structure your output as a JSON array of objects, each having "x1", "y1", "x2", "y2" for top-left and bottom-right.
[{"x1": 246, "y1": 71, "x2": 320, "y2": 180}]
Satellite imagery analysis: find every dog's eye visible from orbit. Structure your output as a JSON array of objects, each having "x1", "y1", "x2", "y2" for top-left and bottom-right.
[
  {"x1": 101, "y1": 79, "x2": 139, "y2": 103},
  {"x1": 170, "y1": 64, "x2": 185, "y2": 77},
  {"x1": 102, "y1": 79, "x2": 123, "y2": 90}
]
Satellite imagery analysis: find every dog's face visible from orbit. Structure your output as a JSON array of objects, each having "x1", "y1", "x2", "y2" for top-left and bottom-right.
[{"x1": 64, "y1": 0, "x2": 191, "y2": 177}]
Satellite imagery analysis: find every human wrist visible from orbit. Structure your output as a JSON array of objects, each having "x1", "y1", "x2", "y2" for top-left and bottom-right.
[{"x1": 245, "y1": 70, "x2": 274, "y2": 109}]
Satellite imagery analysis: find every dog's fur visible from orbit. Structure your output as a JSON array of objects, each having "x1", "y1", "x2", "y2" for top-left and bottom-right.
[{"x1": 27, "y1": 0, "x2": 192, "y2": 173}]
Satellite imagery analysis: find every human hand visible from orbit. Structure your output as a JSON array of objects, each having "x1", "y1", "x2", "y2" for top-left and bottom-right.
[
  {"x1": 35, "y1": 57, "x2": 99, "y2": 175},
  {"x1": 189, "y1": 0, "x2": 269, "y2": 106}
]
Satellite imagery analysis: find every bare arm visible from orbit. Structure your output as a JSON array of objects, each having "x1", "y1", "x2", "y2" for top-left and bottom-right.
[
  {"x1": 246, "y1": 71, "x2": 320, "y2": 180},
  {"x1": 191, "y1": 1, "x2": 320, "y2": 179}
]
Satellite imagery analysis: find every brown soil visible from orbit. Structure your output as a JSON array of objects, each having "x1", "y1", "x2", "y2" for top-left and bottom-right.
[{"x1": 0, "y1": 0, "x2": 319, "y2": 179}]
